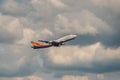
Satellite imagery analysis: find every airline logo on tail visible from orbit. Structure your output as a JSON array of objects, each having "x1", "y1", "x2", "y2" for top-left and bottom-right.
[{"x1": 31, "y1": 41, "x2": 52, "y2": 49}]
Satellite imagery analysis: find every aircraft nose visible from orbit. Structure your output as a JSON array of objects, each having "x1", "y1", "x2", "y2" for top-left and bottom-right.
[{"x1": 73, "y1": 35, "x2": 77, "y2": 37}]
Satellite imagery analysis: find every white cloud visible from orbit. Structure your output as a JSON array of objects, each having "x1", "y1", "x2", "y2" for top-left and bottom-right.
[
  {"x1": 92, "y1": 0, "x2": 120, "y2": 7},
  {"x1": 97, "y1": 74, "x2": 104, "y2": 80},
  {"x1": 48, "y1": 43, "x2": 100, "y2": 66},
  {"x1": 18, "y1": 28, "x2": 53, "y2": 45},
  {"x1": 0, "y1": 76, "x2": 43, "y2": 80},
  {"x1": 31, "y1": 0, "x2": 66, "y2": 9},
  {"x1": 1, "y1": 0, "x2": 31, "y2": 16},
  {"x1": 47, "y1": 42, "x2": 120, "y2": 72},
  {"x1": 62, "y1": 75, "x2": 88, "y2": 80},
  {"x1": 50, "y1": 0, "x2": 66, "y2": 8},
  {"x1": 18, "y1": 28, "x2": 35, "y2": 45},
  {"x1": 28, "y1": 76, "x2": 43, "y2": 80},
  {"x1": 54, "y1": 10, "x2": 111, "y2": 35},
  {"x1": 92, "y1": 0, "x2": 120, "y2": 13},
  {"x1": 0, "y1": 13, "x2": 23, "y2": 43},
  {"x1": 30, "y1": 0, "x2": 66, "y2": 20},
  {"x1": 41, "y1": 28, "x2": 53, "y2": 37}
]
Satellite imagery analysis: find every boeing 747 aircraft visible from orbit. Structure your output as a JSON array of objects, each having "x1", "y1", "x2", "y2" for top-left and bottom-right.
[{"x1": 31, "y1": 34, "x2": 77, "y2": 49}]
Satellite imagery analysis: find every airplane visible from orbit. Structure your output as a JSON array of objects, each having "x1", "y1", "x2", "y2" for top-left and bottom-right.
[{"x1": 31, "y1": 34, "x2": 77, "y2": 49}]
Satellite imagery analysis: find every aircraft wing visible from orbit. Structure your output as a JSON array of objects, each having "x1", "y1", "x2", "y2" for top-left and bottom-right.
[{"x1": 38, "y1": 40, "x2": 51, "y2": 43}]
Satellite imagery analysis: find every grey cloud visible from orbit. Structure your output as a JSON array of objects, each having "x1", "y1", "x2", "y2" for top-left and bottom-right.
[
  {"x1": 0, "y1": 0, "x2": 32, "y2": 17},
  {"x1": 0, "y1": 0, "x2": 66, "y2": 20},
  {"x1": 0, "y1": 13, "x2": 23, "y2": 44},
  {"x1": 54, "y1": 10, "x2": 112, "y2": 35},
  {"x1": 0, "y1": 45, "x2": 41, "y2": 77}
]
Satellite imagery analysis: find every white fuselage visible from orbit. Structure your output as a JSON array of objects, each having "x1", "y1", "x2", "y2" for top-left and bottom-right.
[{"x1": 54, "y1": 34, "x2": 77, "y2": 43}]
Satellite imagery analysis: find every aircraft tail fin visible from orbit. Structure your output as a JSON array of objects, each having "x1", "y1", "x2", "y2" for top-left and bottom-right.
[{"x1": 31, "y1": 41, "x2": 45, "y2": 49}]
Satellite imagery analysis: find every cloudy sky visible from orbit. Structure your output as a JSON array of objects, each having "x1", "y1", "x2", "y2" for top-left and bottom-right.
[{"x1": 0, "y1": 0, "x2": 120, "y2": 80}]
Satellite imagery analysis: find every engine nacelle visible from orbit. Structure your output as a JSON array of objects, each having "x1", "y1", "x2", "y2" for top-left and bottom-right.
[
  {"x1": 51, "y1": 41, "x2": 65, "y2": 47},
  {"x1": 51, "y1": 42, "x2": 59, "y2": 47},
  {"x1": 60, "y1": 43, "x2": 65, "y2": 45}
]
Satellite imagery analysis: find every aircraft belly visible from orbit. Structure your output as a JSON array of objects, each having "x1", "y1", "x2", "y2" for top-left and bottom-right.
[{"x1": 32, "y1": 45, "x2": 52, "y2": 49}]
